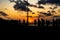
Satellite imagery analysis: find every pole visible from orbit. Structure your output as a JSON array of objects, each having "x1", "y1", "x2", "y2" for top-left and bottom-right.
[{"x1": 27, "y1": 0, "x2": 28, "y2": 26}]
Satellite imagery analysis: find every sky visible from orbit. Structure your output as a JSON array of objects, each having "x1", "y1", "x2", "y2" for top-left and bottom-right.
[{"x1": 0, "y1": 0, "x2": 60, "y2": 23}]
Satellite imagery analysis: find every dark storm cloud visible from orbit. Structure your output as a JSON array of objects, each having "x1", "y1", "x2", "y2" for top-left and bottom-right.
[
  {"x1": 46, "y1": 0, "x2": 60, "y2": 3},
  {"x1": 9, "y1": 0, "x2": 45, "y2": 12},
  {"x1": 38, "y1": 0, "x2": 60, "y2": 5},
  {"x1": 13, "y1": 4, "x2": 30, "y2": 11},
  {"x1": 9, "y1": 0, "x2": 31, "y2": 11},
  {"x1": 0, "y1": 11, "x2": 8, "y2": 16}
]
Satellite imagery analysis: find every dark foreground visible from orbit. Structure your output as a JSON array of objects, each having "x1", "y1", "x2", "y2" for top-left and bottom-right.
[{"x1": 0, "y1": 18, "x2": 60, "y2": 32}]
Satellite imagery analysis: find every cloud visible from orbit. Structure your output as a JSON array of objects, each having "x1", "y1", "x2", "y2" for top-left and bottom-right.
[
  {"x1": 38, "y1": 6, "x2": 44, "y2": 9},
  {"x1": 0, "y1": 11, "x2": 13, "y2": 20},
  {"x1": 29, "y1": 4, "x2": 44, "y2": 9},
  {"x1": 0, "y1": 11, "x2": 8, "y2": 16},
  {"x1": 13, "y1": 4, "x2": 30, "y2": 11},
  {"x1": 9, "y1": 0, "x2": 31, "y2": 11},
  {"x1": 39, "y1": 11, "x2": 52, "y2": 16},
  {"x1": 9, "y1": 0, "x2": 45, "y2": 12},
  {"x1": 38, "y1": 0, "x2": 60, "y2": 5}
]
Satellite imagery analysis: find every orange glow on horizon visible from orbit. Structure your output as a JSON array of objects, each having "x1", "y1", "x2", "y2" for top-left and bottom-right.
[
  {"x1": 28, "y1": 18, "x2": 34, "y2": 23},
  {"x1": 0, "y1": 0, "x2": 60, "y2": 23}
]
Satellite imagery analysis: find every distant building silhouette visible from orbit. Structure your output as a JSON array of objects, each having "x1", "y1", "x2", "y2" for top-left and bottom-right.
[{"x1": 22, "y1": 19, "x2": 26, "y2": 24}]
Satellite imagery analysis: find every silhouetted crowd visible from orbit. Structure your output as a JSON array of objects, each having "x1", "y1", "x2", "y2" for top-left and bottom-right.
[{"x1": 0, "y1": 18, "x2": 60, "y2": 32}]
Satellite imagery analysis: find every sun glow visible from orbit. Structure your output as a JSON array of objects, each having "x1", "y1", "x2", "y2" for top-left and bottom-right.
[
  {"x1": 0, "y1": 0, "x2": 60, "y2": 23},
  {"x1": 28, "y1": 18, "x2": 34, "y2": 23}
]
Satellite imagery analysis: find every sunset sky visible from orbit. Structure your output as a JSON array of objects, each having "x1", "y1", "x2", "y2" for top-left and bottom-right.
[{"x1": 0, "y1": 0, "x2": 60, "y2": 23}]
